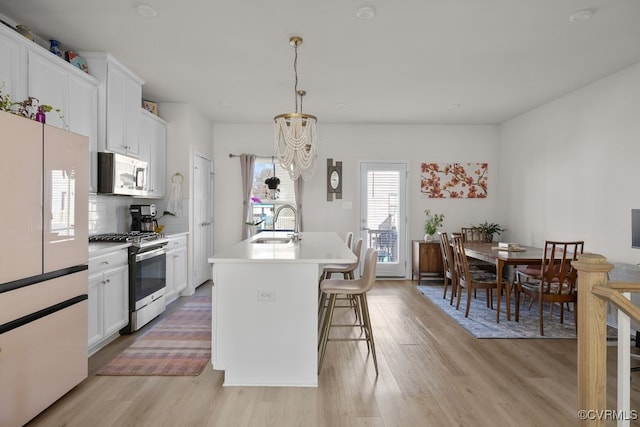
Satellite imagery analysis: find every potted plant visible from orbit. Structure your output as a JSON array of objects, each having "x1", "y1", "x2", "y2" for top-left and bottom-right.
[
  {"x1": 265, "y1": 176, "x2": 280, "y2": 190},
  {"x1": 423, "y1": 209, "x2": 444, "y2": 241},
  {"x1": 472, "y1": 221, "x2": 507, "y2": 243}
]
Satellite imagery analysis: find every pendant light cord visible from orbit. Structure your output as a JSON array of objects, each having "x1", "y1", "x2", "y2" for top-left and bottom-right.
[{"x1": 293, "y1": 43, "x2": 299, "y2": 113}]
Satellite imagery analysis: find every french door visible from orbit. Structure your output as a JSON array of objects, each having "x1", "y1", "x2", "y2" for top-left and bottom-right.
[{"x1": 358, "y1": 161, "x2": 408, "y2": 277}]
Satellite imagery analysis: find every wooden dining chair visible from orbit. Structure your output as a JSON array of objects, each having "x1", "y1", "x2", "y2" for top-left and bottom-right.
[
  {"x1": 459, "y1": 228, "x2": 496, "y2": 274},
  {"x1": 514, "y1": 240, "x2": 584, "y2": 335},
  {"x1": 451, "y1": 235, "x2": 505, "y2": 318},
  {"x1": 439, "y1": 232, "x2": 457, "y2": 304},
  {"x1": 461, "y1": 227, "x2": 486, "y2": 243}
]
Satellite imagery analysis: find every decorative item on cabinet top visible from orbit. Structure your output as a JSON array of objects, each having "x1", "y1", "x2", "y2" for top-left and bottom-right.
[
  {"x1": 0, "y1": 83, "x2": 67, "y2": 128},
  {"x1": 143, "y1": 99, "x2": 158, "y2": 115},
  {"x1": 65, "y1": 51, "x2": 89, "y2": 73}
]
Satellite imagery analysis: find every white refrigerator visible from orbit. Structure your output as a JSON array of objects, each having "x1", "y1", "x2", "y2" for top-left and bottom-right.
[{"x1": 0, "y1": 111, "x2": 89, "y2": 427}]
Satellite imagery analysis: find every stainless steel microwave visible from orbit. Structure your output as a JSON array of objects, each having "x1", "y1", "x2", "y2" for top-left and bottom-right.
[{"x1": 97, "y1": 152, "x2": 148, "y2": 196}]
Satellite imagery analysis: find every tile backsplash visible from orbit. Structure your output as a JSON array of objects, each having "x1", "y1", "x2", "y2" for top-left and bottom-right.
[{"x1": 88, "y1": 195, "x2": 188, "y2": 235}]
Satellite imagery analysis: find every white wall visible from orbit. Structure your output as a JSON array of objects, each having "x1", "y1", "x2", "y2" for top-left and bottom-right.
[
  {"x1": 498, "y1": 62, "x2": 640, "y2": 264},
  {"x1": 213, "y1": 123, "x2": 500, "y2": 255},
  {"x1": 156, "y1": 103, "x2": 214, "y2": 234}
]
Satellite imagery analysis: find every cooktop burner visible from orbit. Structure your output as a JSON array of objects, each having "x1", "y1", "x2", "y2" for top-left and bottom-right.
[{"x1": 89, "y1": 232, "x2": 166, "y2": 247}]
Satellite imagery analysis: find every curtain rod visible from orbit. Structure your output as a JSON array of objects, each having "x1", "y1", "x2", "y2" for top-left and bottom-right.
[{"x1": 228, "y1": 153, "x2": 276, "y2": 160}]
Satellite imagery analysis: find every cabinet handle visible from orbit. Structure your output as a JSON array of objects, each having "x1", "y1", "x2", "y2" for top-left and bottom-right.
[
  {"x1": 105, "y1": 279, "x2": 111, "y2": 284},
  {"x1": 101, "y1": 260, "x2": 109, "y2": 265}
]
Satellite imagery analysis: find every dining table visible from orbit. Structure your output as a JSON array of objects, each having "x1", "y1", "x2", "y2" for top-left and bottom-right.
[{"x1": 462, "y1": 242, "x2": 546, "y2": 323}]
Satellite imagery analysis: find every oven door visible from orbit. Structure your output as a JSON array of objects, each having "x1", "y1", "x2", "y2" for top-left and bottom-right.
[{"x1": 133, "y1": 247, "x2": 166, "y2": 310}]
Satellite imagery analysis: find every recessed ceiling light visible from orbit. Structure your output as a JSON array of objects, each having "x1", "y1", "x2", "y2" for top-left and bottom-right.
[
  {"x1": 137, "y1": 4, "x2": 157, "y2": 18},
  {"x1": 356, "y1": 6, "x2": 376, "y2": 20},
  {"x1": 447, "y1": 103, "x2": 461, "y2": 110},
  {"x1": 569, "y1": 8, "x2": 594, "y2": 23},
  {"x1": 220, "y1": 101, "x2": 233, "y2": 109},
  {"x1": 336, "y1": 103, "x2": 348, "y2": 110}
]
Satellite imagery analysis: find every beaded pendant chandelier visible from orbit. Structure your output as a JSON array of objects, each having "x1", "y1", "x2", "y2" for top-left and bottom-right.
[{"x1": 274, "y1": 36, "x2": 317, "y2": 181}]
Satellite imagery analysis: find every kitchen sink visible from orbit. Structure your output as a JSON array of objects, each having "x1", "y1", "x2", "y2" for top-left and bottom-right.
[{"x1": 252, "y1": 237, "x2": 292, "y2": 244}]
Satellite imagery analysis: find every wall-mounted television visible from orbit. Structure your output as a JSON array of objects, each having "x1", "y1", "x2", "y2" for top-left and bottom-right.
[{"x1": 632, "y1": 209, "x2": 640, "y2": 248}]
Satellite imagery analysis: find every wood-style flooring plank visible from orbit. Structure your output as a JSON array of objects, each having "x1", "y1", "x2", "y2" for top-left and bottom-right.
[{"x1": 24, "y1": 280, "x2": 640, "y2": 426}]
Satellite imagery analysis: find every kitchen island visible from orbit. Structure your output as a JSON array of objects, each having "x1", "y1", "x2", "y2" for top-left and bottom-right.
[{"x1": 208, "y1": 232, "x2": 356, "y2": 386}]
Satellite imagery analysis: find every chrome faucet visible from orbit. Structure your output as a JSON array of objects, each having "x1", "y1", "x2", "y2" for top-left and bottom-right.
[{"x1": 273, "y1": 204, "x2": 300, "y2": 241}]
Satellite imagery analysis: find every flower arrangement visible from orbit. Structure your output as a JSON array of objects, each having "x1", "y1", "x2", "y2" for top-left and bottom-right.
[{"x1": 424, "y1": 209, "x2": 444, "y2": 236}]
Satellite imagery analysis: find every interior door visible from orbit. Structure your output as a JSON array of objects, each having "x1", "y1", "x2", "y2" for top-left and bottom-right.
[
  {"x1": 358, "y1": 161, "x2": 408, "y2": 277},
  {"x1": 193, "y1": 153, "x2": 213, "y2": 287}
]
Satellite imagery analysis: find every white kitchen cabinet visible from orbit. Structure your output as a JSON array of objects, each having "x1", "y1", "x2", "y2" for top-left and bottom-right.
[
  {"x1": 88, "y1": 249, "x2": 129, "y2": 355},
  {"x1": 165, "y1": 234, "x2": 188, "y2": 304},
  {"x1": 27, "y1": 47, "x2": 99, "y2": 191},
  {"x1": 0, "y1": 24, "x2": 27, "y2": 103},
  {"x1": 81, "y1": 52, "x2": 144, "y2": 158},
  {"x1": 140, "y1": 109, "x2": 167, "y2": 198}
]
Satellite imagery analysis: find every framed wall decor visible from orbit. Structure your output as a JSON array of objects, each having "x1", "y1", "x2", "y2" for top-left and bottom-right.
[
  {"x1": 420, "y1": 162, "x2": 488, "y2": 198},
  {"x1": 327, "y1": 158, "x2": 342, "y2": 201},
  {"x1": 142, "y1": 99, "x2": 158, "y2": 115}
]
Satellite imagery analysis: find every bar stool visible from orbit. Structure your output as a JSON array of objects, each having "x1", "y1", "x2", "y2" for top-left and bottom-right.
[{"x1": 318, "y1": 248, "x2": 379, "y2": 375}]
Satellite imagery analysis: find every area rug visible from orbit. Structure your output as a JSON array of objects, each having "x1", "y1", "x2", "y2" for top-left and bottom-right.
[
  {"x1": 97, "y1": 296, "x2": 212, "y2": 376},
  {"x1": 417, "y1": 284, "x2": 578, "y2": 339}
]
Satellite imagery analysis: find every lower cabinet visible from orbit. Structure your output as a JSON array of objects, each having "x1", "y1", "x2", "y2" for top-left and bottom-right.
[
  {"x1": 412, "y1": 240, "x2": 444, "y2": 283},
  {"x1": 165, "y1": 234, "x2": 188, "y2": 304},
  {"x1": 88, "y1": 249, "x2": 129, "y2": 355}
]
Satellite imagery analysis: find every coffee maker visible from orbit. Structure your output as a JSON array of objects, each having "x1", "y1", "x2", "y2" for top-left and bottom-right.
[{"x1": 130, "y1": 204, "x2": 158, "y2": 232}]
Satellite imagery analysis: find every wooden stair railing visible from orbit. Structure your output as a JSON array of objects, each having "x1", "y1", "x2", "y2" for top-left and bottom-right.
[{"x1": 573, "y1": 253, "x2": 640, "y2": 426}]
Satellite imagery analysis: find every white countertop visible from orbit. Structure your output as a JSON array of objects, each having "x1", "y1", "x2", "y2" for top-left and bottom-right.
[{"x1": 209, "y1": 232, "x2": 356, "y2": 264}]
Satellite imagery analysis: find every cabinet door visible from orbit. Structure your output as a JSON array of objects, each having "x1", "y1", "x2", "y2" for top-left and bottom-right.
[
  {"x1": 124, "y1": 77, "x2": 141, "y2": 156},
  {"x1": 0, "y1": 26, "x2": 26, "y2": 102},
  {"x1": 28, "y1": 49, "x2": 68, "y2": 129},
  {"x1": 0, "y1": 112, "x2": 42, "y2": 283},
  {"x1": 105, "y1": 62, "x2": 127, "y2": 154},
  {"x1": 141, "y1": 111, "x2": 166, "y2": 198},
  {"x1": 43, "y1": 126, "x2": 89, "y2": 272},
  {"x1": 165, "y1": 249, "x2": 176, "y2": 302},
  {"x1": 87, "y1": 274, "x2": 103, "y2": 349},
  {"x1": 102, "y1": 265, "x2": 129, "y2": 337},
  {"x1": 68, "y1": 72, "x2": 98, "y2": 192},
  {"x1": 172, "y1": 247, "x2": 188, "y2": 293}
]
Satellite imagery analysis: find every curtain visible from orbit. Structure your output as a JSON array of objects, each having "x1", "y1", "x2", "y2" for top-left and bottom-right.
[
  {"x1": 294, "y1": 176, "x2": 304, "y2": 232},
  {"x1": 240, "y1": 154, "x2": 256, "y2": 240}
]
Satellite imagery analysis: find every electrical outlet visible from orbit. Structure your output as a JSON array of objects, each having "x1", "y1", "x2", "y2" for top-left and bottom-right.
[{"x1": 257, "y1": 289, "x2": 276, "y2": 302}]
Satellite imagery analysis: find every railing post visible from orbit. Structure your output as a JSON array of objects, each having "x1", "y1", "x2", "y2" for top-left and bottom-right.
[{"x1": 572, "y1": 253, "x2": 614, "y2": 425}]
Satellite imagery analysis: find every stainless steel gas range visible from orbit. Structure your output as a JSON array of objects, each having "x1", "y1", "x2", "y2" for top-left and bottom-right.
[{"x1": 89, "y1": 232, "x2": 169, "y2": 333}]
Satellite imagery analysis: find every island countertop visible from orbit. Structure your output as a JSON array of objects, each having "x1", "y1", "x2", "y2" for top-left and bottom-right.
[{"x1": 208, "y1": 231, "x2": 356, "y2": 264}]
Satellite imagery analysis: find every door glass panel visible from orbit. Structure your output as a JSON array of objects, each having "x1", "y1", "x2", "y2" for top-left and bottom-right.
[{"x1": 360, "y1": 162, "x2": 407, "y2": 277}]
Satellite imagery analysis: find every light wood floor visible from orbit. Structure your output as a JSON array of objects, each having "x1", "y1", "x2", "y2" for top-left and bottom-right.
[{"x1": 26, "y1": 280, "x2": 640, "y2": 427}]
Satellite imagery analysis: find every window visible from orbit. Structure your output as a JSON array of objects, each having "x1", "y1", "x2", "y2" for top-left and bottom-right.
[{"x1": 250, "y1": 159, "x2": 297, "y2": 230}]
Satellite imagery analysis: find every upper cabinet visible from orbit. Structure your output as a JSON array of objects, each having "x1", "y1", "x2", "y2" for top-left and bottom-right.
[
  {"x1": 0, "y1": 24, "x2": 27, "y2": 102},
  {"x1": 140, "y1": 109, "x2": 167, "y2": 198},
  {"x1": 81, "y1": 52, "x2": 145, "y2": 158},
  {"x1": 0, "y1": 24, "x2": 99, "y2": 191}
]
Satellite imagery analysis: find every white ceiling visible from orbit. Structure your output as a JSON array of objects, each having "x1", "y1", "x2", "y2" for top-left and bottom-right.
[{"x1": 1, "y1": 0, "x2": 639, "y2": 125}]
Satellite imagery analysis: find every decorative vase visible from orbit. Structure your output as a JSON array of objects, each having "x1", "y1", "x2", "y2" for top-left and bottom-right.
[
  {"x1": 424, "y1": 233, "x2": 433, "y2": 242},
  {"x1": 49, "y1": 39, "x2": 63, "y2": 57},
  {"x1": 35, "y1": 106, "x2": 46, "y2": 124}
]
